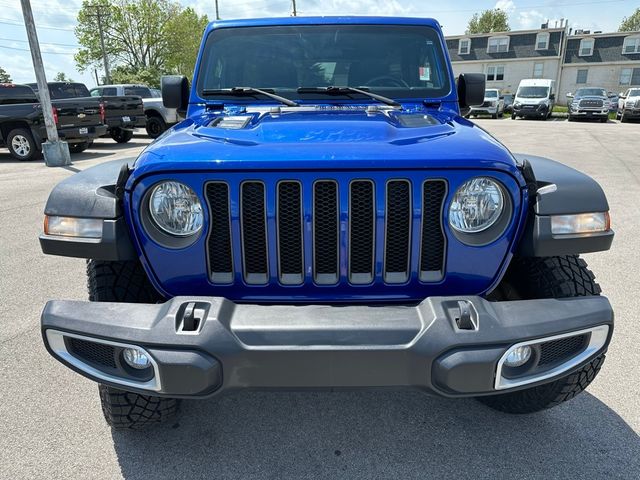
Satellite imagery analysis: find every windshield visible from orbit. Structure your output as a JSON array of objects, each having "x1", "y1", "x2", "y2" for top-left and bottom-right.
[
  {"x1": 516, "y1": 86, "x2": 549, "y2": 99},
  {"x1": 196, "y1": 25, "x2": 451, "y2": 101},
  {"x1": 629, "y1": 89, "x2": 640, "y2": 97},
  {"x1": 575, "y1": 88, "x2": 606, "y2": 97},
  {"x1": 485, "y1": 90, "x2": 498, "y2": 98}
]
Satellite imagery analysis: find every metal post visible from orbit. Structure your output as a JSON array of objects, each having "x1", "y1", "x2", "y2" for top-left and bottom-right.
[
  {"x1": 20, "y1": 0, "x2": 70, "y2": 166},
  {"x1": 215, "y1": 0, "x2": 220, "y2": 20},
  {"x1": 292, "y1": 0, "x2": 297, "y2": 16},
  {"x1": 92, "y1": 6, "x2": 111, "y2": 84}
]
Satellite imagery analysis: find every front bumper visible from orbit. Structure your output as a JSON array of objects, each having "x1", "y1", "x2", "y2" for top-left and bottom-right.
[
  {"x1": 622, "y1": 108, "x2": 640, "y2": 119},
  {"x1": 41, "y1": 295, "x2": 613, "y2": 398},
  {"x1": 470, "y1": 106, "x2": 498, "y2": 115},
  {"x1": 514, "y1": 105, "x2": 549, "y2": 117},
  {"x1": 570, "y1": 108, "x2": 609, "y2": 119}
]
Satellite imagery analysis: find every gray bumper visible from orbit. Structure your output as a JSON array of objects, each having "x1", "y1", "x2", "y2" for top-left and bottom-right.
[{"x1": 41, "y1": 295, "x2": 613, "y2": 398}]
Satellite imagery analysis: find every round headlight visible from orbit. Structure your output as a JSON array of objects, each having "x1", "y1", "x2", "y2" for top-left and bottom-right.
[
  {"x1": 149, "y1": 181, "x2": 203, "y2": 236},
  {"x1": 449, "y1": 177, "x2": 504, "y2": 233}
]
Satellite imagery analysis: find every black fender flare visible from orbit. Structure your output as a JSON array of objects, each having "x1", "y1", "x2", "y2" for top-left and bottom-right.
[
  {"x1": 39, "y1": 158, "x2": 137, "y2": 261},
  {"x1": 514, "y1": 154, "x2": 614, "y2": 256}
]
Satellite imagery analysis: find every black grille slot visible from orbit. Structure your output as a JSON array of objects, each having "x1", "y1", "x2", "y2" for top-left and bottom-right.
[
  {"x1": 277, "y1": 181, "x2": 303, "y2": 285},
  {"x1": 206, "y1": 182, "x2": 233, "y2": 283},
  {"x1": 579, "y1": 99, "x2": 603, "y2": 108},
  {"x1": 384, "y1": 180, "x2": 411, "y2": 283},
  {"x1": 349, "y1": 180, "x2": 375, "y2": 284},
  {"x1": 241, "y1": 181, "x2": 268, "y2": 284},
  {"x1": 538, "y1": 334, "x2": 588, "y2": 366},
  {"x1": 313, "y1": 181, "x2": 339, "y2": 284},
  {"x1": 68, "y1": 338, "x2": 117, "y2": 369},
  {"x1": 420, "y1": 180, "x2": 447, "y2": 281}
]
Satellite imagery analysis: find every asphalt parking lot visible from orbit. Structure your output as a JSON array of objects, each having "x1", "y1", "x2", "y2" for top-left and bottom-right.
[{"x1": 1, "y1": 121, "x2": 639, "y2": 479}]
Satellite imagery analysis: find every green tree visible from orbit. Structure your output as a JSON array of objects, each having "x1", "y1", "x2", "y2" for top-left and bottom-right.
[
  {"x1": 164, "y1": 7, "x2": 209, "y2": 82},
  {"x1": 0, "y1": 66, "x2": 12, "y2": 83},
  {"x1": 466, "y1": 9, "x2": 511, "y2": 34},
  {"x1": 53, "y1": 72, "x2": 73, "y2": 82},
  {"x1": 75, "y1": 0, "x2": 207, "y2": 84},
  {"x1": 619, "y1": 8, "x2": 640, "y2": 32}
]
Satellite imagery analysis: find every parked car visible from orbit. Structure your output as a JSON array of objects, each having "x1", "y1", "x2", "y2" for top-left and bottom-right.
[
  {"x1": 28, "y1": 82, "x2": 145, "y2": 143},
  {"x1": 512, "y1": 79, "x2": 556, "y2": 120},
  {"x1": 90, "y1": 84, "x2": 179, "y2": 138},
  {"x1": 468, "y1": 88, "x2": 504, "y2": 118},
  {"x1": 617, "y1": 88, "x2": 640, "y2": 122},
  {"x1": 39, "y1": 16, "x2": 614, "y2": 430},
  {"x1": 566, "y1": 88, "x2": 610, "y2": 122},
  {"x1": 502, "y1": 94, "x2": 514, "y2": 114},
  {"x1": 607, "y1": 92, "x2": 619, "y2": 113},
  {"x1": 0, "y1": 83, "x2": 106, "y2": 160}
]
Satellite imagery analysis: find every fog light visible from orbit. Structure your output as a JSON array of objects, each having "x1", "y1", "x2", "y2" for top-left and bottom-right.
[
  {"x1": 122, "y1": 347, "x2": 151, "y2": 369},
  {"x1": 504, "y1": 345, "x2": 532, "y2": 368}
]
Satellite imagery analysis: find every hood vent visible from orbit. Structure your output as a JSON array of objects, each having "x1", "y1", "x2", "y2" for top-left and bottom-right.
[
  {"x1": 209, "y1": 116, "x2": 252, "y2": 129},
  {"x1": 396, "y1": 114, "x2": 439, "y2": 128}
]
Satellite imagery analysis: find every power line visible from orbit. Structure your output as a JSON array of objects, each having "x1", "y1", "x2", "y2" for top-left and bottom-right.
[
  {"x1": 0, "y1": 44, "x2": 75, "y2": 55},
  {"x1": 0, "y1": 17, "x2": 75, "y2": 31},
  {"x1": 85, "y1": 4, "x2": 111, "y2": 84},
  {"x1": 0, "y1": 36, "x2": 79, "y2": 48}
]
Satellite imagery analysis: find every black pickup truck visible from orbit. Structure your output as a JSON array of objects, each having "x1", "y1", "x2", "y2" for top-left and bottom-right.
[
  {"x1": 0, "y1": 83, "x2": 107, "y2": 160},
  {"x1": 28, "y1": 82, "x2": 145, "y2": 144}
]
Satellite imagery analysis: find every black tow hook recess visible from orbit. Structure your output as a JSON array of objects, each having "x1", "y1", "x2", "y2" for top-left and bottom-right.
[
  {"x1": 454, "y1": 300, "x2": 478, "y2": 331},
  {"x1": 176, "y1": 302, "x2": 209, "y2": 333}
]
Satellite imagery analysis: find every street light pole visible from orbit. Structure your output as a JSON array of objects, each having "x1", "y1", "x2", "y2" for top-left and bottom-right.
[
  {"x1": 20, "y1": 0, "x2": 70, "y2": 166},
  {"x1": 215, "y1": 0, "x2": 220, "y2": 20}
]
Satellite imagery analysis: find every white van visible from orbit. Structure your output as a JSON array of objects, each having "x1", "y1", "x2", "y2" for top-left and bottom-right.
[{"x1": 512, "y1": 79, "x2": 556, "y2": 120}]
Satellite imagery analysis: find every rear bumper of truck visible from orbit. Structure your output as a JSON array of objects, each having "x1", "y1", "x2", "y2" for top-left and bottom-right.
[{"x1": 41, "y1": 295, "x2": 613, "y2": 399}]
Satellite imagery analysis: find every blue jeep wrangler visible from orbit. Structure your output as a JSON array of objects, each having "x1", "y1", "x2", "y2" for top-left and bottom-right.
[{"x1": 39, "y1": 17, "x2": 614, "y2": 429}]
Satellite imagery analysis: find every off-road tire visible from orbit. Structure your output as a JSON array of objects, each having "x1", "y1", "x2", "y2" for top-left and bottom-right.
[
  {"x1": 87, "y1": 260, "x2": 179, "y2": 429},
  {"x1": 110, "y1": 128, "x2": 134, "y2": 143},
  {"x1": 145, "y1": 115, "x2": 166, "y2": 139},
  {"x1": 511, "y1": 113, "x2": 516, "y2": 120},
  {"x1": 478, "y1": 255, "x2": 606, "y2": 414},
  {"x1": 99, "y1": 384, "x2": 179, "y2": 430},
  {"x1": 7, "y1": 128, "x2": 41, "y2": 161}
]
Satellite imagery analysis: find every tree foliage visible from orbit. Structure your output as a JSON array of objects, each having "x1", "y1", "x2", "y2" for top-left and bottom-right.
[
  {"x1": 466, "y1": 9, "x2": 511, "y2": 35},
  {"x1": 53, "y1": 72, "x2": 73, "y2": 82},
  {"x1": 75, "y1": 0, "x2": 208, "y2": 84},
  {"x1": 0, "y1": 66, "x2": 11, "y2": 83},
  {"x1": 619, "y1": 8, "x2": 640, "y2": 32}
]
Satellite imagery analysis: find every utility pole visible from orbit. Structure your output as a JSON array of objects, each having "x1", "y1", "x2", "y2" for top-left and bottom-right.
[
  {"x1": 292, "y1": 0, "x2": 297, "y2": 16},
  {"x1": 20, "y1": 0, "x2": 70, "y2": 166},
  {"x1": 215, "y1": 0, "x2": 220, "y2": 20},
  {"x1": 87, "y1": 4, "x2": 111, "y2": 85}
]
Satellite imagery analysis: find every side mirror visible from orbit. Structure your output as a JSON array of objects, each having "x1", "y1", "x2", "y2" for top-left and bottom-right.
[
  {"x1": 499, "y1": 95, "x2": 504, "y2": 100},
  {"x1": 161, "y1": 75, "x2": 189, "y2": 112},
  {"x1": 549, "y1": 93, "x2": 556, "y2": 100},
  {"x1": 457, "y1": 73, "x2": 485, "y2": 116}
]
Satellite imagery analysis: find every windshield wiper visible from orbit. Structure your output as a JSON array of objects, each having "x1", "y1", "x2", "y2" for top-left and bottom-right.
[
  {"x1": 202, "y1": 87, "x2": 299, "y2": 107},
  {"x1": 297, "y1": 86, "x2": 401, "y2": 108}
]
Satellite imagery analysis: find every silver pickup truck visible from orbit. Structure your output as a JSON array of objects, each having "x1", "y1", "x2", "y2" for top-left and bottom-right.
[{"x1": 89, "y1": 84, "x2": 179, "y2": 138}]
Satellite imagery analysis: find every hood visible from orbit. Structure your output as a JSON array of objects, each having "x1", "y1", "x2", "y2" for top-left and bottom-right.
[
  {"x1": 574, "y1": 94, "x2": 607, "y2": 101},
  {"x1": 515, "y1": 96, "x2": 549, "y2": 105},
  {"x1": 132, "y1": 105, "x2": 521, "y2": 178}
]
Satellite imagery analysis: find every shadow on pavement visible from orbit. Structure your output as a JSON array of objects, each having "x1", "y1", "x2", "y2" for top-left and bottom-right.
[
  {"x1": 0, "y1": 150, "x2": 115, "y2": 165},
  {"x1": 111, "y1": 390, "x2": 640, "y2": 479}
]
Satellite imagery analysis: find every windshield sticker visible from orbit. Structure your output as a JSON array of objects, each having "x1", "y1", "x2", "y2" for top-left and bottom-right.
[{"x1": 419, "y1": 66, "x2": 431, "y2": 81}]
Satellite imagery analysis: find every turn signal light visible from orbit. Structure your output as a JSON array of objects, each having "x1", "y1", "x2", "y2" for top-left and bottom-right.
[
  {"x1": 550, "y1": 212, "x2": 610, "y2": 235},
  {"x1": 44, "y1": 215, "x2": 102, "y2": 238}
]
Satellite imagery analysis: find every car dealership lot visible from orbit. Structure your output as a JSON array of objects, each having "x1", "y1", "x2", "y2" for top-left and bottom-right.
[{"x1": 1, "y1": 123, "x2": 639, "y2": 479}]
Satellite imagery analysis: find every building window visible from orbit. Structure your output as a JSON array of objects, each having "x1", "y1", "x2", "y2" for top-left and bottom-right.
[
  {"x1": 620, "y1": 68, "x2": 640, "y2": 85},
  {"x1": 533, "y1": 62, "x2": 544, "y2": 78},
  {"x1": 622, "y1": 36, "x2": 640, "y2": 54},
  {"x1": 486, "y1": 65, "x2": 505, "y2": 81},
  {"x1": 576, "y1": 69, "x2": 588, "y2": 84},
  {"x1": 458, "y1": 38, "x2": 471, "y2": 55},
  {"x1": 536, "y1": 32, "x2": 550, "y2": 50},
  {"x1": 487, "y1": 36, "x2": 509, "y2": 53},
  {"x1": 579, "y1": 38, "x2": 594, "y2": 56}
]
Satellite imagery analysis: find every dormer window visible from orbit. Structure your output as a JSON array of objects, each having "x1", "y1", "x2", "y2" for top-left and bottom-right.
[
  {"x1": 458, "y1": 38, "x2": 471, "y2": 55},
  {"x1": 487, "y1": 36, "x2": 509, "y2": 53},
  {"x1": 579, "y1": 38, "x2": 594, "y2": 56},
  {"x1": 622, "y1": 35, "x2": 640, "y2": 54},
  {"x1": 536, "y1": 32, "x2": 550, "y2": 50}
]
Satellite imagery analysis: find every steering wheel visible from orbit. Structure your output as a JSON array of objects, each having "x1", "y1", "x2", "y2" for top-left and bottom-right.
[{"x1": 364, "y1": 76, "x2": 410, "y2": 88}]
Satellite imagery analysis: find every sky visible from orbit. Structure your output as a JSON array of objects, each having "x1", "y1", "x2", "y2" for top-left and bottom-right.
[{"x1": 1, "y1": 0, "x2": 636, "y2": 87}]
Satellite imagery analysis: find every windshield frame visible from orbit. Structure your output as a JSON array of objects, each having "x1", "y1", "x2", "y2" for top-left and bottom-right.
[
  {"x1": 575, "y1": 88, "x2": 607, "y2": 97},
  {"x1": 516, "y1": 86, "x2": 549, "y2": 99},
  {"x1": 194, "y1": 23, "x2": 453, "y2": 104}
]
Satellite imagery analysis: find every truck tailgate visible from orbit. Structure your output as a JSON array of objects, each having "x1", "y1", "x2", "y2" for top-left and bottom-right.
[{"x1": 51, "y1": 98, "x2": 102, "y2": 128}]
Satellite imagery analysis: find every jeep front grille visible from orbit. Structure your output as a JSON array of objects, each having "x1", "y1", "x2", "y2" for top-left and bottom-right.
[{"x1": 205, "y1": 177, "x2": 447, "y2": 287}]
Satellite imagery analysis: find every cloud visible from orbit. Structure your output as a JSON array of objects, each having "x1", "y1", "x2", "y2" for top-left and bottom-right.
[
  {"x1": 518, "y1": 9, "x2": 545, "y2": 29},
  {"x1": 495, "y1": 0, "x2": 515, "y2": 14}
]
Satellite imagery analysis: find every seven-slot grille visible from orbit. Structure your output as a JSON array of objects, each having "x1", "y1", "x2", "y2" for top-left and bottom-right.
[{"x1": 205, "y1": 178, "x2": 447, "y2": 286}]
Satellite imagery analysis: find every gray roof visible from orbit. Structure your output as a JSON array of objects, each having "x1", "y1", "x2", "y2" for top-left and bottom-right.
[
  {"x1": 564, "y1": 34, "x2": 640, "y2": 64},
  {"x1": 446, "y1": 30, "x2": 563, "y2": 62}
]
